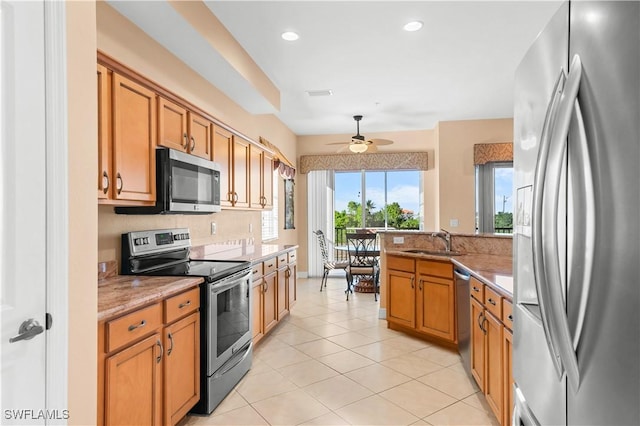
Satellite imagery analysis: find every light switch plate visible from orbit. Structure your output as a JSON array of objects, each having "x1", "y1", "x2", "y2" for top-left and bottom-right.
[
  {"x1": 211, "y1": 222, "x2": 217, "y2": 235},
  {"x1": 449, "y1": 219, "x2": 459, "y2": 227},
  {"x1": 393, "y1": 236, "x2": 404, "y2": 244}
]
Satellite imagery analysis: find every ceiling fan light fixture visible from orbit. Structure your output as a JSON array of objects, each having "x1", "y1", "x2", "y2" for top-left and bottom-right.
[
  {"x1": 403, "y1": 21, "x2": 423, "y2": 32},
  {"x1": 349, "y1": 143, "x2": 368, "y2": 153}
]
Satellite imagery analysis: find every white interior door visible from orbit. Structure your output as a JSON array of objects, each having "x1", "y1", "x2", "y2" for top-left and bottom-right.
[{"x1": 0, "y1": 1, "x2": 47, "y2": 424}]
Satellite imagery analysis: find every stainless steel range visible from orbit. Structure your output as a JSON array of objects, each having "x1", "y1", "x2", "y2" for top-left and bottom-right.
[{"x1": 121, "y1": 228, "x2": 253, "y2": 415}]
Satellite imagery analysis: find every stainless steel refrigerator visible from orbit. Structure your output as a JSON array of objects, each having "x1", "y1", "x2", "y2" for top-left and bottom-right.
[{"x1": 513, "y1": 1, "x2": 639, "y2": 425}]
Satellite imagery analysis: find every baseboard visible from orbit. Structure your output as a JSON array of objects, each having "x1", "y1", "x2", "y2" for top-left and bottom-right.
[{"x1": 297, "y1": 271, "x2": 308, "y2": 279}]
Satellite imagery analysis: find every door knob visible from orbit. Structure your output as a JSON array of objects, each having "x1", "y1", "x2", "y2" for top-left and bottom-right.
[{"x1": 9, "y1": 318, "x2": 44, "y2": 343}]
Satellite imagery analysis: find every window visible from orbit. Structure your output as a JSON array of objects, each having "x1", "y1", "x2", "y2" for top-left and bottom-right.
[
  {"x1": 334, "y1": 170, "x2": 422, "y2": 243},
  {"x1": 476, "y1": 162, "x2": 513, "y2": 233},
  {"x1": 261, "y1": 171, "x2": 278, "y2": 241}
]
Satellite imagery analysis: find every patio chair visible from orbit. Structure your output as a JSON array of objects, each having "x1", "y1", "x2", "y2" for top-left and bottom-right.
[
  {"x1": 345, "y1": 233, "x2": 380, "y2": 301},
  {"x1": 313, "y1": 230, "x2": 349, "y2": 292}
]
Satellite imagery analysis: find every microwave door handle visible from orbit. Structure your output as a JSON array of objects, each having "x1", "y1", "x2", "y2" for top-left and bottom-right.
[
  {"x1": 543, "y1": 54, "x2": 583, "y2": 391},
  {"x1": 531, "y1": 67, "x2": 566, "y2": 380}
]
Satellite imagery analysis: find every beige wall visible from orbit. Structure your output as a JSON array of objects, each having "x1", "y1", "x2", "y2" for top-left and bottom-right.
[
  {"x1": 67, "y1": 2, "x2": 97, "y2": 424},
  {"x1": 436, "y1": 118, "x2": 513, "y2": 233},
  {"x1": 296, "y1": 130, "x2": 436, "y2": 273},
  {"x1": 96, "y1": 2, "x2": 299, "y2": 265}
]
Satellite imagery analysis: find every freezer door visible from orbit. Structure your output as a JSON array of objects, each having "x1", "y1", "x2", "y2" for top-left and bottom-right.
[
  {"x1": 513, "y1": 2, "x2": 568, "y2": 425},
  {"x1": 567, "y1": 2, "x2": 640, "y2": 424}
]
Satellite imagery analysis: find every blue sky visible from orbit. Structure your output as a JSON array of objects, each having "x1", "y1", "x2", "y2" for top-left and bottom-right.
[
  {"x1": 334, "y1": 171, "x2": 420, "y2": 215},
  {"x1": 494, "y1": 167, "x2": 514, "y2": 213}
]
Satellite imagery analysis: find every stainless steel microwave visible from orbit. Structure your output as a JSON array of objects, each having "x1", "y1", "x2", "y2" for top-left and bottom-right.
[{"x1": 116, "y1": 148, "x2": 221, "y2": 215}]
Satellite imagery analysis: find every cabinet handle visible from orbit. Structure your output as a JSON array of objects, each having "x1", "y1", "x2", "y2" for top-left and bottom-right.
[
  {"x1": 167, "y1": 333, "x2": 173, "y2": 356},
  {"x1": 488, "y1": 298, "x2": 497, "y2": 306},
  {"x1": 419, "y1": 279, "x2": 423, "y2": 291},
  {"x1": 472, "y1": 286, "x2": 480, "y2": 292},
  {"x1": 102, "y1": 171, "x2": 110, "y2": 194},
  {"x1": 477, "y1": 312, "x2": 487, "y2": 335},
  {"x1": 178, "y1": 300, "x2": 191, "y2": 309},
  {"x1": 128, "y1": 319, "x2": 146, "y2": 332},
  {"x1": 190, "y1": 136, "x2": 195, "y2": 152},
  {"x1": 508, "y1": 314, "x2": 513, "y2": 322},
  {"x1": 116, "y1": 173, "x2": 123, "y2": 195},
  {"x1": 233, "y1": 192, "x2": 239, "y2": 203},
  {"x1": 183, "y1": 133, "x2": 189, "y2": 148},
  {"x1": 156, "y1": 339, "x2": 163, "y2": 364},
  {"x1": 263, "y1": 281, "x2": 267, "y2": 293},
  {"x1": 410, "y1": 276, "x2": 415, "y2": 289},
  {"x1": 268, "y1": 263, "x2": 274, "y2": 268}
]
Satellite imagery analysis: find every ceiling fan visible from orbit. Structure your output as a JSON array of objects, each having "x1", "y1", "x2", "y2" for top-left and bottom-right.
[{"x1": 328, "y1": 115, "x2": 394, "y2": 153}]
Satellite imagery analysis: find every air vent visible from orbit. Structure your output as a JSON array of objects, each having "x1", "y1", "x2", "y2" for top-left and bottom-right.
[{"x1": 306, "y1": 89, "x2": 333, "y2": 97}]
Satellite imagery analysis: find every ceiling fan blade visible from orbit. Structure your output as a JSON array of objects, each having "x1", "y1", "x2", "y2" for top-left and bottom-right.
[
  {"x1": 336, "y1": 144, "x2": 352, "y2": 153},
  {"x1": 326, "y1": 142, "x2": 350, "y2": 146},
  {"x1": 368, "y1": 138, "x2": 394, "y2": 145}
]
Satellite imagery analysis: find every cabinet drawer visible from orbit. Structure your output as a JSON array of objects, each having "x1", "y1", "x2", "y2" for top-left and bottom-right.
[
  {"x1": 277, "y1": 253, "x2": 288, "y2": 266},
  {"x1": 484, "y1": 286, "x2": 503, "y2": 319},
  {"x1": 106, "y1": 303, "x2": 162, "y2": 353},
  {"x1": 470, "y1": 277, "x2": 485, "y2": 301},
  {"x1": 263, "y1": 258, "x2": 277, "y2": 275},
  {"x1": 288, "y1": 250, "x2": 297, "y2": 263},
  {"x1": 387, "y1": 255, "x2": 415, "y2": 272},
  {"x1": 417, "y1": 259, "x2": 453, "y2": 278},
  {"x1": 164, "y1": 287, "x2": 200, "y2": 323},
  {"x1": 502, "y1": 299, "x2": 513, "y2": 330},
  {"x1": 252, "y1": 262, "x2": 264, "y2": 279}
]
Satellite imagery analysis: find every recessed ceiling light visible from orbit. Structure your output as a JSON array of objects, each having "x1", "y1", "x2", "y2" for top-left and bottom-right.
[
  {"x1": 403, "y1": 21, "x2": 423, "y2": 32},
  {"x1": 306, "y1": 89, "x2": 333, "y2": 97},
  {"x1": 281, "y1": 31, "x2": 299, "y2": 41}
]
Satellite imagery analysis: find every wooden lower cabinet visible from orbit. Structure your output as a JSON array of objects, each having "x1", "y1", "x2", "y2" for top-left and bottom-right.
[
  {"x1": 277, "y1": 265, "x2": 288, "y2": 320},
  {"x1": 386, "y1": 256, "x2": 456, "y2": 344},
  {"x1": 99, "y1": 288, "x2": 200, "y2": 426},
  {"x1": 287, "y1": 261, "x2": 297, "y2": 310},
  {"x1": 251, "y1": 277, "x2": 265, "y2": 343},
  {"x1": 105, "y1": 333, "x2": 163, "y2": 426},
  {"x1": 469, "y1": 276, "x2": 513, "y2": 426},
  {"x1": 163, "y1": 312, "x2": 200, "y2": 425},
  {"x1": 263, "y1": 271, "x2": 278, "y2": 335}
]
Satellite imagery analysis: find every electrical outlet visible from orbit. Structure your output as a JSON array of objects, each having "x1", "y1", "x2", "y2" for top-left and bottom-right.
[
  {"x1": 249, "y1": 223, "x2": 253, "y2": 233},
  {"x1": 211, "y1": 222, "x2": 216, "y2": 235},
  {"x1": 450, "y1": 219, "x2": 459, "y2": 227},
  {"x1": 393, "y1": 236, "x2": 404, "y2": 244}
]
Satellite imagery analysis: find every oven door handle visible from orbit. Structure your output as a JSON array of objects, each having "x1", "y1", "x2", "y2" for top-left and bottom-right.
[
  {"x1": 213, "y1": 342, "x2": 253, "y2": 379},
  {"x1": 210, "y1": 271, "x2": 252, "y2": 294}
]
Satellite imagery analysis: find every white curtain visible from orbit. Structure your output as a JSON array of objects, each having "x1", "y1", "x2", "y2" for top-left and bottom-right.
[{"x1": 307, "y1": 170, "x2": 338, "y2": 277}]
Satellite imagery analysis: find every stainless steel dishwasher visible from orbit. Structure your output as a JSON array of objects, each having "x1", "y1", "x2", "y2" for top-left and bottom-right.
[{"x1": 454, "y1": 268, "x2": 471, "y2": 377}]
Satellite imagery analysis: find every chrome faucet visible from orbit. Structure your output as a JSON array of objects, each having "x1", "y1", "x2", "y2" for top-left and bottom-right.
[{"x1": 431, "y1": 229, "x2": 451, "y2": 252}]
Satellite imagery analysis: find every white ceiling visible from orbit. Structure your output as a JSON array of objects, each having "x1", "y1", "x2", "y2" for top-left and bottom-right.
[{"x1": 109, "y1": 1, "x2": 562, "y2": 137}]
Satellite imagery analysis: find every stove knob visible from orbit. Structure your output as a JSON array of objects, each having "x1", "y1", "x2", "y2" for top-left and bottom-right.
[
  {"x1": 134, "y1": 238, "x2": 141, "y2": 245},
  {"x1": 144, "y1": 237, "x2": 150, "y2": 244},
  {"x1": 184, "y1": 233, "x2": 190, "y2": 240}
]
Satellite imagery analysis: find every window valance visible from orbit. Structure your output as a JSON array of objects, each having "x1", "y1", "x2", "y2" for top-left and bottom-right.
[
  {"x1": 473, "y1": 142, "x2": 513, "y2": 165},
  {"x1": 260, "y1": 137, "x2": 295, "y2": 179},
  {"x1": 299, "y1": 152, "x2": 429, "y2": 174}
]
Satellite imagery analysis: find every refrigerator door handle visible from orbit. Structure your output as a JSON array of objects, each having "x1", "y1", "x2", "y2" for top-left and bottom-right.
[
  {"x1": 568, "y1": 99, "x2": 595, "y2": 353},
  {"x1": 531, "y1": 68, "x2": 566, "y2": 379},
  {"x1": 542, "y1": 54, "x2": 583, "y2": 391}
]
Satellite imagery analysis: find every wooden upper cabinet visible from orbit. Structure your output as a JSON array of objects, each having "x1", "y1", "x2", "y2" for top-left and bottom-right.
[
  {"x1": 97, "y1": 64, "x2": 111, "y2": 200},
  {"x1": 188, "y1": 112, "x2": 212, "y2": 160},
  {"x1": 157, "y1": 97, "x2": 188, "y2": 152},
  {"x1": 112, "y1": 73, "x2": 156, "y2": 203},
  {"x1": 212, "y1": 125, "x2": 233, "y2": 206},
  {"x1": 249, "y1": 145, "x2": 274, "y2": 209},
  {"x1": 232, "y1": 136, "x2": 250, "y2": 208}
]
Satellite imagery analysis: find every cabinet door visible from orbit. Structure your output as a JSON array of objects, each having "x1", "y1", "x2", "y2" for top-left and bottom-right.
[
  {"x1": 105, "y1": 333, "x2": 162, "y2": 426},
  {"x1": 386, "y1": 270, "x2": 416, "y2": 328},
  {"x1": 232, "y1": 137, "x2": 250, "y2": 208},
  {"x1": 158, "y1": 97, "x2": 188, "y2": 152},
  {"x1": 112, "y1": 73, "x2": 156, "y2": 203},
  {"x1": 252, "y1": 279, "x2": 265, "y2": 344},
  {"x1": 262, "y1": 151, "x2": 274, "y2": 209},
  {"x1": 277, "y1": 267, "x2": 288, "y2": 320},
  {"x1": 503, "y1": 328, "x2": 513, "y2": 426},
  {"x1": 249, "y1": 145, "x2": 263, "y2": 208},
  {"x1": 97, "y1": 64, "x2": 111, "y2": 200},
  {"x1": 164, "y1": 312, "x2": 200, "y2": 425},
  {"x1": 212, "y1": 125, "x2": 233, "y2": 206},
  {"x1": 188, "y1": 112, "x2": 212, "y2": 160},
  {"x1": 417, "y1": 275, "x2": 456, "y2": 342},
  {"x1": 485, "y1": 311, "x2": 503, "y2": 423},
  {"x1": 470, "y1": 296, "x2": 486, "y2": 391},
  {"x1": 287, "y1": 263, "x2": 297, "y2": 310},
  {"x1": 263, "y1": 272, "x2": 278, "y2": 334}
]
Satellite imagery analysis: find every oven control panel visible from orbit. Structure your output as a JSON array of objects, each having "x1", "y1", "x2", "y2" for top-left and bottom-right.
[{"x1": 124, "y1": 228, "x2": 191, "y2": 256}]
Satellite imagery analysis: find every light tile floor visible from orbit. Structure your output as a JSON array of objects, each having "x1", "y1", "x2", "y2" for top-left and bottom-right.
[{"x1": 183, "y1": 277, "x2": 499, "y2": 426}]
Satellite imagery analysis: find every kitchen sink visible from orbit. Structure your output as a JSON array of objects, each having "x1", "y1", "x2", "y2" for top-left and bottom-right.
[{"x1": 403, "y1": 249, "x2": 461, "y2": 256}]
